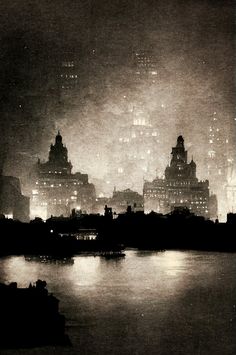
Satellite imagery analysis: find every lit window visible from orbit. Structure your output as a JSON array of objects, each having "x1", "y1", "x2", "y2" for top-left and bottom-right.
[{"x1": 208, "y1": 150, "x2": 215, "y2": 158}]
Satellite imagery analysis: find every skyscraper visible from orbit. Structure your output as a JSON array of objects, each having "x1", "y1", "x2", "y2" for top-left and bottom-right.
[
  {"x1": 31, "y1": 132, "x2": 95, "y2": 219},
  {"x1": 107, "y1": 105, "x2": 161, "y2": 193},
  {"x1": 144, "y1": 136, "x2": 215, "y2": 218}
]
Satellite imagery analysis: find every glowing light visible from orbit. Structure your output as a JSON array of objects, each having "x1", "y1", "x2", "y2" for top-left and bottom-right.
[{"x1": 5, "y1": 213, "x2": 13, "y2": 219}]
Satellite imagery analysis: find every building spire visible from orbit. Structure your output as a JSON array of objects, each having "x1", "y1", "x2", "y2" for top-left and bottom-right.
[{"x1": 55, "y1": 130, "x2": 62, "y2": 144}]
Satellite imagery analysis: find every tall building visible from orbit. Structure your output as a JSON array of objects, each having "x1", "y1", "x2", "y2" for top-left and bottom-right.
[
  {"x1": 58, "y1": 51, "x2": 80, "y2": 98},
  {"x1": 133, "y1": 50, "x2": 158, "y2": 83},
  {"x1": 0, "y1": 175, "x2": 29, "y2": 222},
  {"x1": 205, "y1": 111, "x2": 232, "y2": 219},
  {"x1": 144, "y1": 136, "x2": 215, "y2": 218},
  {"x1": 107, "y1": 106, "x2": 161, "y2": 193},
  {"x1": 206, "y1": 112, "x2": 229, "y2": 185},
  {"x1": 31, "y1": 132, "x2": 95, "y2": 219}
]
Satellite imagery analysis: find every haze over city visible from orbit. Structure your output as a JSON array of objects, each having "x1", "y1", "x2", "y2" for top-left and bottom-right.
[
  {"x1": 0, "y1": 0, "x2": 235, "y2": 219},
  {"x1": 1, "y1": 2, "x2": 236, "y2": 354}
]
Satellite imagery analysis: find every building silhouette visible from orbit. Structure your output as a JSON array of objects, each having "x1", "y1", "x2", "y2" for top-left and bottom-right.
[
  {"x1": 109, "y1": 187, "x2": 144, "y2": 214},
  {"x1": 31, "y1": 132, "x2": 95, "y2": 219},
  {"x1": 0, "y1": 175, "x2": 29, "y2": 222},
  {"x1": 93, "y1": 188, "x2": 143, "y2": 215},
  {"x1": 144, "y1": 136, "x2": 216, "y2": 218}
]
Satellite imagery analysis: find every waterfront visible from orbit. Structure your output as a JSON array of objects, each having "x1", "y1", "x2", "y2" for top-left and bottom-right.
[{"x1": 0, "y1": 250, "x2": 235, "y2": 355}]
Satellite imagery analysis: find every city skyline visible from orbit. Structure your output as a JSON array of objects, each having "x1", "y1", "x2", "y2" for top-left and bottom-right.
[
  {"x1": 0, "y1": 0, "x2": 235, "y2": 220},
  {"x1": 1, "y1": 3, "x2": 236, "y2": 354}
]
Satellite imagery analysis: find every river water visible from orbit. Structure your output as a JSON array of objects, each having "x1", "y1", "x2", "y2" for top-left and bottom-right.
[{"x1": 0, "y1": 250, "x2": 235, "y2": 355}]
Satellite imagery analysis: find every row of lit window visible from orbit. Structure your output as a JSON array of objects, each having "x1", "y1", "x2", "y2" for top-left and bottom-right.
[
  {"x1": 37, "y1": 181, "x2": 82, "y2": 186},
  {"x1": 61, "y1": 85, "x2": 76, "y2": 89},
  {"x1": 145, "y1": 194, "x2": 166, "y2": 199},
  {"x1": 166, "y1": 181, "x2": 194, "y2": 186},
  {"x1": 62, "y1": 61, "x2": 75, "y2": 67},
  {"x1": 60, "y1": 74, "x2": 78, "y2": 79},
  {"x1": 189, "y1": 206, "x2": 208, "y2": 213},
  {"x1": 49, "y1": 196, "x2": 78, "y2": 203},
  {"x1": 119, "y1": 132, "x2": 157, "y2": 142}
]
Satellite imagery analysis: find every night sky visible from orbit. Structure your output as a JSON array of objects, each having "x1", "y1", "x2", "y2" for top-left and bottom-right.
[{"x1": 0, "y1": 0, "x2": 235, "y2": 198}]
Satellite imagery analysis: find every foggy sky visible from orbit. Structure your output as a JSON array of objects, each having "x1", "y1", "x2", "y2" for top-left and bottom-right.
[{"x1": 0, "y1": 0, "x2": 235, "y2": 195}]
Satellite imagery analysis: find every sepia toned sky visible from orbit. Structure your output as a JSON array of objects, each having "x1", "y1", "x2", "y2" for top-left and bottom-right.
[{"x1": 0, "y1": 0, "x2": 235, "y2": 194}]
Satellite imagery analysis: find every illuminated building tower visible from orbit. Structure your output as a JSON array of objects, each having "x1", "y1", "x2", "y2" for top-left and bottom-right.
[
  {"x1": 133, "y1": 50, "x2": 158, "y2": 83},
  {"x1": 59, "y1": 53, "x2": 79, "y2": 96},
  {"x1": 108, "y1": 106, "x2": 161, "y2": 193},
  {"x1": 206, "y1": 112, "x2": 228, "y2": 184},
  {"x1": 225, "y1": 115, "x2": 236, "y2": 214},
  {"x1": 31, "y1": 132, "x2": 95, "y2": 219},
  {"x1": 144, "y1": 136, "x2": 214, "y2": 218},
  {"x1": 206, "y1": 112, "x2": 230, "y2": 219}
]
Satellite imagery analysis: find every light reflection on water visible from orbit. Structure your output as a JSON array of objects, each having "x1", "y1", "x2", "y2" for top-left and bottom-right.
[{"x1": 0, "y1": 250, "x2": 236, "y2": 355}]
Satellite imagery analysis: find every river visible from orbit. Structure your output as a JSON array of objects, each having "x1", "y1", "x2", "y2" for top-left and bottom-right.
[{"x1": 0, "y1": 250, "x2": 235, "y2": 355}]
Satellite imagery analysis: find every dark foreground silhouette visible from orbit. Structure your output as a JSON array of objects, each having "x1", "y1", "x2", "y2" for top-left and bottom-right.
[
  {"x1": 0, "y1": 280, "x2": 70, "y2": 348},
  {"x1": 1, "y1": 207, "x2": 236, "y2": 255}
]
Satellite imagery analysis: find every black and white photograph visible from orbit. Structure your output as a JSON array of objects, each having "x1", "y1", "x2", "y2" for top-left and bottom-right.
[{"x1": 0, "y1": 1, "x2": 235, "y2": 354}]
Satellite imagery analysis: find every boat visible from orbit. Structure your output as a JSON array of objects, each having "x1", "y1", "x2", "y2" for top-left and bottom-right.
[
  {"x1": 24, "y1": 255, "x2": 74, "y2": 265},
  {"x1": 101, "y1": 251, "x2": 126, "y2": 259}
]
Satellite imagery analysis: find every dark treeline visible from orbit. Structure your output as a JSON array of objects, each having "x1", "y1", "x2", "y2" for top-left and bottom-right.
[{"x1": 1, "y1": 208, "x2": 236, "y2": 256}]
